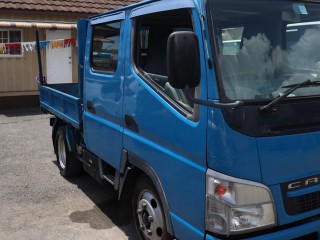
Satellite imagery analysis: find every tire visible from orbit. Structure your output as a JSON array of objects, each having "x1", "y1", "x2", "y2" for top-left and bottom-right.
[
  {"x1": 132, "y1": 175, "x2": 169, "y2": 240},
  {"x1": 55, "y1": 126, "x2": 82, "y2": 177}
]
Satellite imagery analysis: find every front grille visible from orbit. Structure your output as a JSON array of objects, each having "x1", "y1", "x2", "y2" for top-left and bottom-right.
[
  {"x1": 281, "y1": 175, "x2": 320, "y2": 215},
  {"x1": 284, "y1": 191, "x2": 320, "y2": 215}
]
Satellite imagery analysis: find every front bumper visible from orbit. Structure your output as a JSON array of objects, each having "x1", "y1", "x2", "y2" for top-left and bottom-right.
[{"x1": 205, "y1": 217, "x2": 320, "y2": 240}]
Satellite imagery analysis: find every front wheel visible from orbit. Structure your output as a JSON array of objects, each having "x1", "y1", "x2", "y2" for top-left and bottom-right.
[
  {"x1": 55, "y1": 126, "x2": 82, "y2": 177},
  {"x1": 132, "y1": 175, "x2": 169, "y2": 240}
]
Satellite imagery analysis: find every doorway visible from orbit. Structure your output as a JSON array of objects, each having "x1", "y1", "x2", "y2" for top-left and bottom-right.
[{"x1": 46, "y1": 30, "x2": 72, "y2": 84}]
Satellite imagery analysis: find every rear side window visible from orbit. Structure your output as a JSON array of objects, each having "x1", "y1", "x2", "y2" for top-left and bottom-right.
[
  {"x1": 91, "y1": 21, "x2": 121, "y2": 74},
  {"x1": 133, "y1": 9, "x2": 195, "y2": 114}
]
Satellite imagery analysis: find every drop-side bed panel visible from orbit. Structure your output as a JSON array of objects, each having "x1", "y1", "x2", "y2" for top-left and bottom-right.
[{"x1": 39, "y1": 84, "x2": 82, "y2": 129}]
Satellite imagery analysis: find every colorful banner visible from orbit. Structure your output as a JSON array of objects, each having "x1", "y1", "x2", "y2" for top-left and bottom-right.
[
  {"x1": 22, "y1": 42, "x2": 35, "y2": 52},
  {"x1": 0, "y1": 38, "x2": 77, "y2": 54},
  {"x1": 0, "y1": 44, "x2": 6, "y2": 54}
]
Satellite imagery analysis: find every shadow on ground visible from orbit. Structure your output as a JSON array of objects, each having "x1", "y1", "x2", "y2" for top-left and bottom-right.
[
  {"x1": 52, "y1": 161, "x2": 138, "y2": 240},
  {"x1": 0, "y1": 107, "x2": 43, "y2": 117}
]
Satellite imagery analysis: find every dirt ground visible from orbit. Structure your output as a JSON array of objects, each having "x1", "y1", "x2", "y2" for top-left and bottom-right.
[{"x1": 0, "y1": 107, "x2": 139, "y2": 240}]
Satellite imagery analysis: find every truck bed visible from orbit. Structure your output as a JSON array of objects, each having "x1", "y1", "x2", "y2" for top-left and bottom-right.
[{"x1": 39, "y1": 84, "x2": 82, "y2": 129}]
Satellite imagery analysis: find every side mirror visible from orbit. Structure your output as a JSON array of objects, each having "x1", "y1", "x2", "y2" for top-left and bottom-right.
[{"x1": 167, "y1": 31, "x2": 201, "y2": 89}]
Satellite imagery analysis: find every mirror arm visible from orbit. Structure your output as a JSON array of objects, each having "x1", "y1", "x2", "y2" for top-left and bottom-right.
[{"x1": 188, "y1": 94, "x2": 244, "y2": 109}]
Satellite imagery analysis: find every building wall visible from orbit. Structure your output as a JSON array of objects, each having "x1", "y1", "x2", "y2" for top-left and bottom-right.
[
  {"x1": 0, "y1": 12, "x2": 82, "y2": 100},
  {"x1": 0, "y1": 28, "x2": 44, "y2": 97}
]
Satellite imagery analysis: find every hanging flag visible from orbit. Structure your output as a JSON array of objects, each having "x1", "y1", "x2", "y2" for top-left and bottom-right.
[
  {"x1": 5, "y1": 43, "x2": 21, "y2": 55},
  {"x1": 2, "y1": 38, "x2": 77, "y2": 54},
  {"x1": 22, "y1": 42, "x2": 36, "y2": 52},
  {"x1": 50, "y1": 40, "x2": 64, "y2": 49},
  {"x1": 64, "y1": 38, "x2": 76, "y2": 48},
  {"x1": 0, "y1": 43, "x2": 6, "y2": 54},
  {"x1": 39, "y1": 41, "x2": 48, "y2": 49}
]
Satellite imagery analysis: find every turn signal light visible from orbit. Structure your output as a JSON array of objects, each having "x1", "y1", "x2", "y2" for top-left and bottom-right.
[{"x1": 215, "y1": 184, "x2": 227, "y2": 196}]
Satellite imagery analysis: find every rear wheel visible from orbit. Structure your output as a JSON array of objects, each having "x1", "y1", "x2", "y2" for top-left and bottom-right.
[
  {"x1": 132, "y1": 175, "x2": 168, "y2": 240},
  {"x1": 55, "y1": 126, "x2": 82, "y2": 177}
]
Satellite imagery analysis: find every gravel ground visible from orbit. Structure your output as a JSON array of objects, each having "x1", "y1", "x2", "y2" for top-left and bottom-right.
[{"x1": 0, "y1": 107, "x2": 138, "y2": 240}]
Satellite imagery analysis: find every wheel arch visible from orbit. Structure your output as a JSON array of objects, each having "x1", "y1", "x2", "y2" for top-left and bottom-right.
[
  {"x1": 52, "y1": 118, "x2": 76, "y2": 153},
  {"x1": 119, "y1": 153, "x2": 175, "y2": 237}
]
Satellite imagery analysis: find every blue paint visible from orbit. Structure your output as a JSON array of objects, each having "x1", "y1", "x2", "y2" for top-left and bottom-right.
[
  {"x1": 38, "y1": 0, "x2": 320, "y2": 239},
  {"x1": 77, "y1": 18, "x2": 88, "y2": 101},
  {"x1": 205, "y1": 234, "x2": 218, "y2": 240},
  {"x1": 170, "y1": 212, "x2": 205, "y2": 240},
  {"x1": 124, "y1": 129, "x2": 206, "y2": 173},
  {"x1": 39, "y1": 84, "x2": 82, "y2": 129},
  {"x1": 83, "y1": 16, "x2": 126, "y2": 169},
  {"x1": 123, "y1": 6, "x2": 207, "y2": 233},
  {"x1": 257, "y1": 132, "x2": 320, "y2": 185},
  {"x1": 207, "y1": 107, "x2": 262, "y2": 182}
]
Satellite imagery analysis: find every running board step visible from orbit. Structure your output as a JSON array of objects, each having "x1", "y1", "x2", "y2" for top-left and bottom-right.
[{"x1": 103, "y1": 174, "x2": 115, "y2": 185}]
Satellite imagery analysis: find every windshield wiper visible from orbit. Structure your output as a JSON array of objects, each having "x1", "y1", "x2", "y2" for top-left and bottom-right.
[
  {"x1": 260, "y1": 79, "x2": 320, "y2": 112},
  {"x1": 281, "y1": 80, "x2": 320, "y2": 89}
]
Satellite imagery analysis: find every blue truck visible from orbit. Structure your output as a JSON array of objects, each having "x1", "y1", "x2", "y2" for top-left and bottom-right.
[{"x1": 37, "y1": 0, "x2": 320, "y2": 239}]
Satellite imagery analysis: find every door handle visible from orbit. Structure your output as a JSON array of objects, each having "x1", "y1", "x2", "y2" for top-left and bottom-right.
[
  {"x1": 87, "y1": 100, "x2": 96, "y2": 114},
  {"x1": 125, "y1": 115, "x2": 139, "y2": 133}
]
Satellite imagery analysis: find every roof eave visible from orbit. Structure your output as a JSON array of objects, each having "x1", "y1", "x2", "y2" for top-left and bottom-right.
[{"x1": 89, "y1": 0, "x2": 159, "y2": 19}]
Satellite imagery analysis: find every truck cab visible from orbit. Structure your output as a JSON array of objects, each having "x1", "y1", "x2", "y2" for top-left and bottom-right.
[{"x1": 39, "y1": 0, "x2": 320, "y2": 239}]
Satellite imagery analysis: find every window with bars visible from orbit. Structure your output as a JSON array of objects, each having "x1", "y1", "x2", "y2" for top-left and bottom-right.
[{"x1": 0, "y1": 30, "x2": 22, "y2": 56}]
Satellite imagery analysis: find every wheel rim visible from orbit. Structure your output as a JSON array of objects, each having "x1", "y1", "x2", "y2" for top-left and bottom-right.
[
  {"x1": 136, "y1": 190, "x2": 164, "y2": 240},
  {"x1": 57, "y1": 134, "x2": 66, "y2": 169}
]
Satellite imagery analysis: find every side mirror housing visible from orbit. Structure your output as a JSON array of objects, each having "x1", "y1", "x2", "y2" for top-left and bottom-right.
[{"x1": 167, "y1": 31, "x2": 201, "y2": 89}]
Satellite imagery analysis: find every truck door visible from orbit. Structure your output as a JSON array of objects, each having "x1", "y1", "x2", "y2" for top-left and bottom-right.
[
  {"x1": 83, "y1": 12, "x2": 125, "y2": 169},
  {"x1": 123, "y1": 2, "x2": 208, "y2": 239}
]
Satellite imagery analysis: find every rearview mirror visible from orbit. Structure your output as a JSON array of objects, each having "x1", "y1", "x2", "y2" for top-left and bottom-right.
[
  {"x1": 282, "y1": 10, "x2": 301, "y2": 23},
  {"x1": 167, "y1": 32, "x2": 201, "y2": 89}
]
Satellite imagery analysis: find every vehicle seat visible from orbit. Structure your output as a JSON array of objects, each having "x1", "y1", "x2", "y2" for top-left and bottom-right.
[{"x1": 143, "y1": 26, "x2": 173, "y2": 76}]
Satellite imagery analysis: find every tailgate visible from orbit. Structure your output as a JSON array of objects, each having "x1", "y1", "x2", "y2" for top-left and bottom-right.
[{"x1": 39, "y1": 84, "x2": 82, "y2": 129}]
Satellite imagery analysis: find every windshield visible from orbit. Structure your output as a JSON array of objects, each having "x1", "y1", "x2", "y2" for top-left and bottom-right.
[{"x1": 208, "y1": 0, "x2": 320, "y2": 101}]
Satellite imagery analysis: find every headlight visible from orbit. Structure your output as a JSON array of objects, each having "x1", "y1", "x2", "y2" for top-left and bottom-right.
[{"x1": 206, "y1": 169, "x2": 277, "y2": 236}]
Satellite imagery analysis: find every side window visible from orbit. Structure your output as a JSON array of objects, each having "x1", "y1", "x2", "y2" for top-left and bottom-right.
[
  {"x1": 0, "y1": 30, "x2": 22, "y2": 56},
  {"x1": 91, "y1": 21, "x2": 121, "y2": 74},
  {"x1": 133, "y1": 9, "x2": 195, "y2": 114}
]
